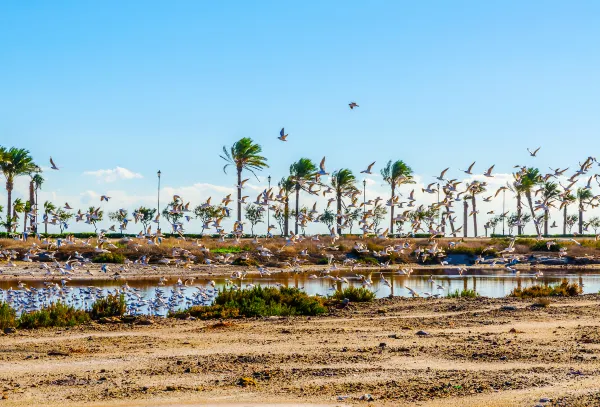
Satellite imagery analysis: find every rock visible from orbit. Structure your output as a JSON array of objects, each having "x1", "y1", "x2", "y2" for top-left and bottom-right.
[
  {"x1": 184, "y1": 367, "x2": 191, "y2": 373},
  {"x1": 135, "y1": 318, "x2": 154, "y2": 326},
  {"x1": 499, "y1": 356, "x2": 507, "y2": 361},
  {"x1": 176, "y1": 360, "x2": 183, "y2": 365},
  {"x1": 509, "y1": 328, "x2": 517, "y2": 333},
  {"x1": 540, "y1": 398, "x2": 550, "y2": 402},
  {"x1": 3, "y1": 327, "x2": 16, "y2": 334},
  {"x1": 47, "y1": 350, "x2": 70, "y2": 356},
  {"x1": 379, "y1": 342, "x2": 387, "y2": 348},
  {"x1": 389, "y1": 333, "x2": 399, "y2": 339},
  {"x1": 121, "y1": 315, "x2": 136, "y2": 323},
  {"x1": 501, "y1": 306, "x2": 517, "y2": 311},
  {"x1": 416, "y1": 330, "x2": 430, "y2": 336},
  {"x1": 359, "y1": 394, "x2": 374, "y2": 401}
]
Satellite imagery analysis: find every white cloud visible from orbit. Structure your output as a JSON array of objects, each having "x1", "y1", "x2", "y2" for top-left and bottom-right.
[{"x1": 83, "y1": 167, "x2": 143, "y2": 183}]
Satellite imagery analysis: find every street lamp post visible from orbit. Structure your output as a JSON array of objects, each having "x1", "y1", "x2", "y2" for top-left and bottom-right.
[
  {"x1": 267, "y1": 175, "x2": 271, "y2": 237},
  {"x1": 502, "y1": 188, "x2": 506, "y2": 236},
  {"x1": 363, "y1": 178, "x2": 367, "y2": 214},
  {"x1": 157, "y1": 170, "x2": 161, "y2": 232}
]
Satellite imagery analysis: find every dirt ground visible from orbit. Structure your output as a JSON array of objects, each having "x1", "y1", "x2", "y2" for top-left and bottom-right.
[{"x1": 1, "y1": 295, "x2": 600, "y2": 406}]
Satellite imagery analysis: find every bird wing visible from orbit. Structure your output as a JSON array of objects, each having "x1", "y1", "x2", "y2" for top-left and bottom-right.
[{"x1": 320, "y1": 157, "x2": 326, "y2": 172}]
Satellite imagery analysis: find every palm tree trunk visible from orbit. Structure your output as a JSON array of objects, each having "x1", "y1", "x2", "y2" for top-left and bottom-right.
[
  {"x1": 284, "y1": 197, "x2": 289, "y2": 237},
  {"x1": 236, "y1": 167, "x2": 242, "y2": 223},
  {"x1": 35, "y1": 188, "x2": 39, "y2": 235},
  {"x1": 471, "y1": 196, "x2": 478, "y2": 237},
  {"x1": 44, "y1": 211, "x2": 48, "y2": 235},
  {"x1": 446, "y1": 207, "x2": 456, "y2": 236},
  {"x1": 294, "y1": 185, "x2": 300, "y2": 235},
  {"x1": 463, "y1": 200, "x2": 468, "y2": 238},
  {"x1": 29, "y1": 181, "x2": 35, "y2": 235},
  {"x1": 6, "y1": 181, "x2": 12, "y2": 233},
  {"x1": 579, "y1": 201, "x2": 583, "y2": 234},
  {"x1": 336, "y1": 193, "x2": 342, "y2": 235},
  {"x1": 389, "y1": 183, "x2": 395, "y2": 236},
  {"x1": 526, "y1": 192, "x2": 540, "y2": 236},
  {"x1": 544, "y1": 209, "x2": 549, "y2": 236},
  {"x1": 517, "y1": 194, "x2": 523, "y2": 235},
  {"x1": 563, "y1": 205, "x2": 567, "y2": 235}
]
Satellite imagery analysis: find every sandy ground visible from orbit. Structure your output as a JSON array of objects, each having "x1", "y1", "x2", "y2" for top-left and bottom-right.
[{"x1": 2, "y1": 295, "x2": 600, "y2": 406}]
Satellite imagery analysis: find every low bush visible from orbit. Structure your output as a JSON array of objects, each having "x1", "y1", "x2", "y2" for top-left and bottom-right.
[
  {"x1": 0, "y1": 302, "x2": 17, "y2": 330},
  {"x1": 18, "y1": 302, "x2": 90, "y2": 329},
  {"x1": 169, "y1": 304, "x2": 240, "y2": 320},
  {"x1": 231, "y1": 257, "x2": 259, "y2": 267},
  {"x1": 447, "y1": 289, "x2": 479, "y2": 298},
  {"x1": 92, "y1": 252, "x2": 126, "y2": 264},
  {"x1": 510, "y1": 279, "x2": 582, "y2": 298},
  {"x1": 90, "y1": 294, "x2": 127, "y2": 319},
  {"x1": 332, "y1": 286, "x2": 376, "y2": 302},
  {"x1": 528, "y1": 241, "x2": 563, "y2": 252},
  {"x1": 211, "y1": 246, "x2": 247, "y2": 254}
]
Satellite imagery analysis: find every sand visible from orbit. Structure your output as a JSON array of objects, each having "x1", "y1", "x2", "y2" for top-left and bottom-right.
[{"x1": 1, "y1": 295, "x2": 600, "y2": 406}]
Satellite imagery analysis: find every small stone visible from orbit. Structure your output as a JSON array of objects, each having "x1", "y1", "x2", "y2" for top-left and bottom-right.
[
  {"x1": 540, "y1": 398, "x2": 550, "y2": 403},
  {"x1": 499, "y1": 356, "x2": 507, "y2": 361},
  {"x1": 379, "y1": 342, "x2": 387, "y2": 348},
  {"x1": 176, "y1": 360, "x2": 183, "y2": 365},
  {"x1": 184, "y1": 367, "x2": 191, "y2": 373},
  {"x1": 389, "y1": 333, "x2": 399, "y2": 339},
  {"x1": 416, "y1": 330, "x2": 430, "y2": 336},
  {"x1": 3, "y1": 327, "x2": 16, "y2": 334},
  {"x1": 501, "y1": 306, "x2": 517, "y2": 311}
]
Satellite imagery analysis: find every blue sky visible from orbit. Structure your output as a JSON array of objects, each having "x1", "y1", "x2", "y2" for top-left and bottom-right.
[{"x1": 2, "y1": 1, "x2": 600, "y2": 233}]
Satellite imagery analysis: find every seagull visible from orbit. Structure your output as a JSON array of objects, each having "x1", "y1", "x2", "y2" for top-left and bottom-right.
[
  {"x1": 318, "y1": 157, "x2": 329, "y2": 176},
  {"x1": 483, "y1": 165, "x2": 495, "y2": 178},
  {"x1": 278, "y1": 128, "x2": 288, "y2": 141},
  {"x1": 461, "y1": 161, "x2": 475, "y2": 175},
  {"x1": 50, "y1": 157, "x2": 59, "y2": 170},
  {"x1": 349, "y1": 102, "x2": 359, "y2": 109},
  {"x1": 64, "y1": 202, "x2": 73, "y2": 210},
  {"x1": 528, "y1": 147, "x2": 541, "y2": 157},
  {"x1": 100, "y1": 195, "x2": 111, "y2": 202},
  {"x1": 360, "y1": 162, "x2": 376, "y2": 174},
  {"x1": 436, "y1": 167, "x2": 449, "y2": 181}
]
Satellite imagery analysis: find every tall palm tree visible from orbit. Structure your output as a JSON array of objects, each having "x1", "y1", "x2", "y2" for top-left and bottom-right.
[
  {"x1": 509, "y1": 176, "x2": 526, "y2": 235},
  {"x1": 0, "y1": 147, "x2": 38, "y2": 233},
  {"x1": 381, "y1": 160, "x2": 414, "y2": 236},
  {"x1": 278, "y1": 176, "x2": 294, "y2": 236},
  {"x1": 520, "y1": 168, "x2": 542, "y2": 236},
  {"x1": 468, "y1": 181, "x2": 486, "y2": 237},
  {"x1": 32, "y1": 173, "x2": 44, "y2": 234},
  {"x1": 289, "y1": 158, "x2": 317, "y2": 235},
  {"x1": 541, "y1": 182, "x2": 560, "y2": 236},
  {"x1": 577, "y1": 188, "x2": 593, "y2": 234},
  {"x1": 43, "y1": 201, "x2": 56, "y2": 235},
  {"x1": 11, "y1": 198, "x2": 25, "y2": 233},
  {"x1": 561, "y1": 193, "x2": 576, "y2": 235},
  {"x1": 331, "y1": 169, "x2": 357, "y2": 235},
  {"x1": 220, "y1": 138, "x2": 268, "y2": 223}
]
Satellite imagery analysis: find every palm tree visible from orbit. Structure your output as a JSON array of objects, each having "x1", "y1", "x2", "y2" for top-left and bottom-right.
[
  {"x1": 561, "y1": 193, "x2": 576, "y2": 235},
  {"x1": 43, "y1": 201, "x2": 56, "y2": 235},
  {"x1": 331, "y1": 169, "x2": 357, "y2": 235},
  {"x1": 577, "y1": 188, "x2": 593, "y2": 234},
  {"x1": 381, "y1": 160, "x2": 414, "y2": 236},
  {"x1": 278, "y1": 176, "x2": 294, "y2": 236},
  {"x1": 11, "y1": 198, "x2": 25, "y2": 234},
  {"x1": 0, "y1": 147, "x2": 38, "y2": 233},
  {"x1": 509, "y1": 176, "x2": 526, "y2": 235},
  {"x1": 32, "y1": 173, "x2": 44, "y2": 234},
  {"x1": 520, "y1": 168, "x2": 542, "y2": 236},
  {"x1": 289, "y1": 158, "x2": 317, "y2": 235},
  {"x1": 468, "y1": 181, "x2": 485, "y2": 237},
  {"x1": 541, "y1": 182, "x2": 560, "y2": 236},
  {"x1": 220, "y1": 138, "x2": 268, "y2": 223}
]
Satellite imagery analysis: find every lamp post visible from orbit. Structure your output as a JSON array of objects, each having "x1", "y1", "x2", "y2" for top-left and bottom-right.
[
  {"x1": 363, "y1": 178, "x2": 367, "y2": 215},
  {"x1": 157, "y1": 170, "x2": 161, "y2": 232},
  {"x1": 502, "y1": 188, "x2": 506, "y2": 236},
  {"x1": 267, "y1": 175, "x2": 271, "y2": 237}
]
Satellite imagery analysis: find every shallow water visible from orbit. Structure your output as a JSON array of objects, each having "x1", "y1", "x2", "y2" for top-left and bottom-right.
[{"x1": 2, "y1": 269, "x2": 599, "y2": 316}]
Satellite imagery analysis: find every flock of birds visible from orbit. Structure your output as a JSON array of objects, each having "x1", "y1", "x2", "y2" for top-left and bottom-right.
[{"x1": 2, "y1": 139, "x2": 600, "y2": 315}]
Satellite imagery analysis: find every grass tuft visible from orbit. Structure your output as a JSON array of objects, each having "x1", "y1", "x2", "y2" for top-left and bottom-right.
[
  {"x1": 90, "y1": 294, "x2": 127, "y2": 319},
  {"x1": 0, "y1": 302, "x2": 17, "y2": 330},
  {"x1": 332, "y1": 286, "x2": 375, "y2": 302},
  {"x1": 92, "y1": 252, "x2": 125, "y2": 264},
  {"x1": 18, "y1": 302, "x2": 90, "y2": 329},
  {"x1": 510, "y1": 279, "x2": 582, "y2": 298},
  {"x1": 446, "y1": 289, "x2": 479, "y2": 298}
]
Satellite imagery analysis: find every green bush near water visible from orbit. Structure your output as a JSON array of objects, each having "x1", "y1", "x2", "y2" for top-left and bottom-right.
[
  {"x1": 332, "y1": 286, "x2": 375, "y2": 302},
  {"x1": 92, "y1": 252, "x2": 126, "y2": 264},
  {"x1": 18, "y1": 302, "x2": 90, "y2": 329},
  {"x1": 0, "y1": 302, "x2": 17, "y2": 330},
  {"x1": 510, "y1": 279, "x2": 582, "y2": 298},
  {"x1": 447, "y1": 289, "x2": 479, "y2": 298},
  {"x1": 90, "y1": 294, "x2": 127, "y2": 319}
]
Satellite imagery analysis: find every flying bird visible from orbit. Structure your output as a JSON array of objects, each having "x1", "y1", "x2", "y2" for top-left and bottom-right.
[
  {"x1": 349, "y1": 102, "x2": 359, "y2": 109},
  {"x1": 50, "y1": 157, "x2": 59, "y2": 170},
  {"x1": 100, "y1": 195, "x2": 111, "y2": 202},
  {"x1": 318, "y1": 157, "x2": 329, "y2": 175},
  {"x1": 360, "y1": 162, "x2": 376, "y2": 174},
  {"x1": 461, "y1": 161, "x2": 475, "y2": 175},
  {"x1": 483, "y1": 165, "x2": 495, "y2": 178},
  {"x1": 528, "y1": 147, "x2": 541, "y2": 157},
  {"x1": 278, "y1": 128, "x2": 288, "y2": 141}
]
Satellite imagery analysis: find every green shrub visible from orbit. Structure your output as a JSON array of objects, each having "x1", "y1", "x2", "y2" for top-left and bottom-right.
[
  {"x1": 18, "y1": 302, "x2": 90, "y2": 329},
  {"x1": 332, "y1": 286, "x2": 376, "y2": 302},
  {"x1": 169, "y1": 304, "x2": 240, "y2": 320},
  {"x1": 0, "y1": 302, "x2": 17, "y2": 330},
  {"x1": 175, "y1": 287, "x2": 326, "y2": 319},
  {"x1": 447, "y1": 289, "x2": 479, "y2": 298},
  {"x1": 316, "y1": 257, "x2": 329, "y2": 265},
  {"x1": 528, "y1": 240, "x2": 563, "y2": 252},
  {"x1": 356, "y1": 256, "x2": 379, "y2": 265},
  {"x1": 510, "y1": 279, "x2": 582, "y2": 298},
  {"x1": 212, "y1": 246, "x2": 246, "y2": 254},
  {"x1": 90, "y1": 294, "x2": 127, "y2": 319},
  {"x1": 92, "y1": 252, "x2": 125, "y2": 264}
]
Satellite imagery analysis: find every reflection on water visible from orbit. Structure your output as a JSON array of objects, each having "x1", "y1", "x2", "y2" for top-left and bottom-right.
[{"x1": 1, "y1": 269, "x2": 599, "y2": 316}]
